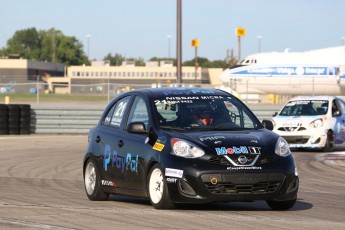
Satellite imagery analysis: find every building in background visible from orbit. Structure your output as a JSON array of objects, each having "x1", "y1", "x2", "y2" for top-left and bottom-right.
[
  {"x1": 0, "y1": 58, "x2": 224, "y2": 95},
  {"x1": 62, "y1": 61, "x2": 223, "y2": 94},
  {"x1": 0, "y1": 58, "x2": 65, "y2": 93}
]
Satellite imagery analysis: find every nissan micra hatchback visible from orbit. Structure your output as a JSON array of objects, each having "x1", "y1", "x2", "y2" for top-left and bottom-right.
[
  {"x1": 272, "y1": 96, "x2": 345, "y2": 152},
  {"x1": 83, "y1": 87, "x2": 299, "y2": 210}
]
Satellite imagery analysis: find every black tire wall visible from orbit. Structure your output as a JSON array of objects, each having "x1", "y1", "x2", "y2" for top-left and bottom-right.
[
  {"x1": 0, "y1": 104, "x2": 8, "y2": 135},
  {"x1": 0, "y1": 104, "x2": 31, "y2": 135}
]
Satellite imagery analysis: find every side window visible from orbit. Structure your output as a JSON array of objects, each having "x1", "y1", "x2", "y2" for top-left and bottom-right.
[
  {"x1": 102, "y1": 96, "x2": 130, "y2": 128},
  {"x1": 102, "y1": 106, "x2": 115, "y2": 126},
  {"x1": 156, "y1": 102, "x2": 178, "y2": 122},
  {"x1": 225, "y1": 101, "x2": 241, "y2": 126},
  {"x1": 225, "y1": 101, "x2": 254, "y2": 128},
  {"x1": 127, "y1": 97, "x2": 149, "y2": 129}
]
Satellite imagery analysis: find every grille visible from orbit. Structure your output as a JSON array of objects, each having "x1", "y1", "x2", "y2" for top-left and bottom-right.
[
  {"x1": 208, "y1": 154, "x2": 276, "y2": 166},
  {"x1": 278, "y1": 127, "x2": 307, "y2": 132},
  {"x1": 204, "y1": 181, "x2": 281, "y2": 194},
  {"x1": 283, "y1": 135, "x2": 310, "y2": 144},
  {"x1": 258, "y1": 154, "x2": 277, "y2": 165},
  {"x1": 208, "y1": 156, "x2": 231, "y2": 165},
  {"x1": 227, "y1": 154, "x2": 258, "y2": 165}
]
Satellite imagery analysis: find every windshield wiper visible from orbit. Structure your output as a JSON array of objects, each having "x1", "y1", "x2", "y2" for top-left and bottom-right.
[
  {"x1": 160, "y1": 126, "x2": 186, "y2": 131},
  {"x1": 212, "y1": 127, "x2": 245, "y2": 131}
]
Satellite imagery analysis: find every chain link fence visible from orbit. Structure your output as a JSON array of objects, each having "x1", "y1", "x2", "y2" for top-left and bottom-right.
[{"x1": 1, "y1": 80, "x2": 342, "y2": 105}]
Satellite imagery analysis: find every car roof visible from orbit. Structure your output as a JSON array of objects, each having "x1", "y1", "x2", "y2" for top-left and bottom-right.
[
  {"x1": 288, "y1": 96, "x2": 336, "y2": 101},
  {"x1": 124, "y1": 87, "x2": 230, "y2": 97}
]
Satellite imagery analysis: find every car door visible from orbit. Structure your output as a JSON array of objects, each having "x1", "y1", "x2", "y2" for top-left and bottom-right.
[
  {"x1": 93, "y1": 95, "x2": 132, "y2": 189},
  {"x1": 120, "y1": 95, "x2": 155, "y2": 192},
  {"x1": 333, "y1": 99, "x2": 345, "y2": 145}
]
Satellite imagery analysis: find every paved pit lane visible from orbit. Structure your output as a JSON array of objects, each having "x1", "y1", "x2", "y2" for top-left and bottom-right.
[{"x1": 0, "y1": 135, "x2": 345, "y2": 230}]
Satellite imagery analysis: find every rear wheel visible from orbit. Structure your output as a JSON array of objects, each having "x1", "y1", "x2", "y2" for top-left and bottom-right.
[
  {"x1": 84, "y1": 158, "x2": 109, "y2": 201},
  {"x1": 266, "y1": 199, "x2": 296, "y2": 210},
  {"x1": 147, "y1": 164, "x2": 174, "y2": 209}
]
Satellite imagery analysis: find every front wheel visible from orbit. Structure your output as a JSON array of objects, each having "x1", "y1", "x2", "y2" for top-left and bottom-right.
[
  {"x1": 322, "y1": 131, "x2": 334, "y2": 152},
  {"x1": 84, "y1": 158, "x2": 109, "y2": 201},
  {"x1": 266, "y1": 199, "x2": 296, "y2": 210},
  {"x1": 147, "y1": 164, "x2": 174, "y2": 209}
]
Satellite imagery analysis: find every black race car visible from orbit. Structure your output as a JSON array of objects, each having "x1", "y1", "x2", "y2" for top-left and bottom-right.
[{"x1": 83, "y1": 87, "x2": 298, "y2": 210}]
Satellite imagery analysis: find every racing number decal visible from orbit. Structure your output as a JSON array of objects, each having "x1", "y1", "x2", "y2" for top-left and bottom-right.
[
  {"x1": 114, "y1": 101, "x2": 127, "y2": 117},
  {"x1": 110, "y1": 100, "x2": 128, "y2": 127}
]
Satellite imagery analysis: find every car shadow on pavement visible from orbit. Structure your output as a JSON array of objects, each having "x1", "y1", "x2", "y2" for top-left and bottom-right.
[
  {"x1": 175, "y1": 199, "x2": 312, "y2": 211},
  {"x1": 108, "y1": 195, "x2": 312, "y2": 211},
  {"x1": 109, "y1": 194, "x2": 151, "y2": 206}
]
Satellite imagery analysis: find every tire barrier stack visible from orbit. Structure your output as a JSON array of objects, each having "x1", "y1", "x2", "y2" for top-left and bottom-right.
[
  {"x1": 0, "y1": 105, "x2": 8, "y2": 135},
  {"x1": 0, "y1": 104, "x2": 31, "y2": 135}
]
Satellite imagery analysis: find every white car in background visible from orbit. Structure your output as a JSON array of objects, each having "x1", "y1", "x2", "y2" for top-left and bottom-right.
[{"x1": 271, "y1": 96, "x2": 345, "y2": 152}]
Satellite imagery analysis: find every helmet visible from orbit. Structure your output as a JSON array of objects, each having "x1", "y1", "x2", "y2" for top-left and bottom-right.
[{"x1": 192, "y1": 102, "x2": 217, "y2": 125}]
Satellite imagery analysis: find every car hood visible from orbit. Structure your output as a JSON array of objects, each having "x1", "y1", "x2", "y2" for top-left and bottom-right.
[
  {"x1": 272, "y1": 115, "x2": 324, "y2": 127},
  {"x1": 168, "y1": 129, "x2": 279, "y2": 152}
]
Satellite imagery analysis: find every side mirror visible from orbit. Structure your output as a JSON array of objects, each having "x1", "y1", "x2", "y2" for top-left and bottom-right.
[
  {"x1": 127, "y1": 122, "x2": 148, "y2": 134},
  {"x1": 262, "y1": 119, "x2": 274, "y2": 131},
  {"x1": 333, "y1": 111, "x2": 341, "y2": 117}
]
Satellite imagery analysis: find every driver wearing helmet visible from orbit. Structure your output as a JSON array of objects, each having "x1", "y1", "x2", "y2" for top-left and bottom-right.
[
  {"x1": 192, "y1": 102, "x2": 217, "y2": 126},
  {"x1": 193, "y1": 109, "x2": 214, "y2": 125}
]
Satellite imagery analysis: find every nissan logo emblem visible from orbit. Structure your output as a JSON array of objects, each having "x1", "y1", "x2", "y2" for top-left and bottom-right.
[{"x1": 238, "y1": 155, "x2": 248, "y2": 164}]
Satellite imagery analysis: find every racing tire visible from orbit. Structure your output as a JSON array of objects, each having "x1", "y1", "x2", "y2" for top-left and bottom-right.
[
  {"x1": 7, "y1": 105, "x2": 19, "y2": 117},
  {"x1": 20, "y1": 129, "x2": 30, "y2": 135},
  {"x1": 19, "y1": 105, "x2": 31, "y2": 119},
  {"x1": 0, "y1": 130, "x2": 8, "y2": 135},
  {"x1": 0, "y1": 105, "x2": 8, "y2": 116},
  {"x1": 322, "y1": 131, "x2": 334, "y2": 152},
  {"x1": 266, "y1": 199, "x2": 296, "y2": 211},
  {"x1": 0, "y1": 118, "x2": 8, "y2": 128},
  {"x1": 147, "y1": 164, "x2": 175, "y2": 209},
  {"x1": 84, "y1": 158, "x2": 109, "y2": 201},
  {"x1": 8, "y1": 124, "x2": 19, "y2": 135}
]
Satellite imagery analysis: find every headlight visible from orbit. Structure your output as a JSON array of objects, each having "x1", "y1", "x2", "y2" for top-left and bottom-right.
[
  {"x1": 271, "y1": 119, "x2": 276, "y2": 128},
  {"x1": 171, "y1": 138, "x2": 205, "y2": 158},
  {"x1": 309, "y1": 118, "x2": 323, "y2": 128},
  {"x1": 275, "y1": 137, "x2": 291, "y2": 157}
]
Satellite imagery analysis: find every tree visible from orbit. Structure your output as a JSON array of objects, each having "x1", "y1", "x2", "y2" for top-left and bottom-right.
[
  {"x1": 182, "y1": 57, "x2": 230, "y2": 69},
  {"x1": 183, "y1": 57, "x2": 209, "y2": 67},
  {"x1": 104, "y1": 53, "x2": 125, "y2": 66},
  {"x1": 2, "y1": 27, "x2": 88, "y2": 65},
  {"x1": 56, "y1": 34, "x2": 88, "y2": 65},
  {"x1": 202, "y1": 60, "x2": 230, "y2": 69},
  {"x1": 5, "y1": 27, "x2": 41, "y2": 60},
  {"x1": 149, "y1": 57, "x2": 177, "y2": 66},
  {"x1": 104, "y1": 53, "x2": 145, "y2": 66}
]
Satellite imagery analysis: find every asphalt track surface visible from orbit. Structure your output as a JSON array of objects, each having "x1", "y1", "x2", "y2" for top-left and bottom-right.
[{"x1": 0, "y1": 135, "x2": 345, "y2": 230}]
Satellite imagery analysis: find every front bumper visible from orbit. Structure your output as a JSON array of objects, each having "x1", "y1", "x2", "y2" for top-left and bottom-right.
[
  {"x1": 166, "y1": 167, "x2": 299, "y2": 204},
  {"x1": 275, "y1": 128, "x2": 327, "y2": 149}
]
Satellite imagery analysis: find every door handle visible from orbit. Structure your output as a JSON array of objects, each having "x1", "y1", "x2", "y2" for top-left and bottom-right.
[
  {"x1": 95, "y1": 136, "x2": 101, "y2": 143},
  {"x1": 117, "y1": 140, "x2": 124, "y2": 147}
]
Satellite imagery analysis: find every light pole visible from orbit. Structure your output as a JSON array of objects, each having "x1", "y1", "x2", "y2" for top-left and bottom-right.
[
  {"x1": 176, "y1": 0, "x2": 182, "y2": 84},
  {"x1": 235, "y1": 27, "x2": 246, "y2": 63},
  {"x1": 86, "y1": 34, "x2": 91, "y2": 60},
  {"x1": 191, "y1": 39, "x2": 199, "y2": 84},
  {"x1": 167, "y1": 34, "x2": 172, "y2": 58},
  {"x1": 257, "y1": 35, "x2": 262, "y2": 53}
]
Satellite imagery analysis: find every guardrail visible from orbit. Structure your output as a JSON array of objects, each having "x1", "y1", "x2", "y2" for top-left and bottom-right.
[
  {"x1": 31, "y1": 108, "x2": 103, "y2": 134},
  {"x1": 28, "y1": 106, "x2": 279, "y2": 135}
]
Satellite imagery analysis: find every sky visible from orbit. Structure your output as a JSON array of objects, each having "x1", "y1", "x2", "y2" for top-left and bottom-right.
[{"x1": 1, "y1": 0, "x2": 345, "y2": 62}]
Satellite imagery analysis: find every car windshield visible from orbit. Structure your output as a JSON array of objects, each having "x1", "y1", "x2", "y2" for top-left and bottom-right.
[
  {"x1": 153, "y1": 94, "x2": 262, "y2": 131},
  {"x1": 279, "y1": 100, "x2": 329, "y2": 116}
]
